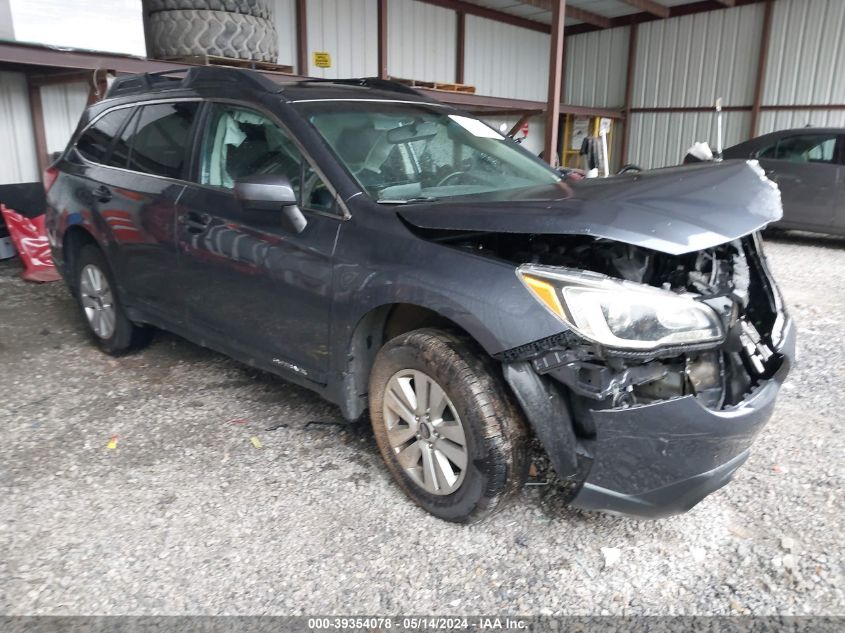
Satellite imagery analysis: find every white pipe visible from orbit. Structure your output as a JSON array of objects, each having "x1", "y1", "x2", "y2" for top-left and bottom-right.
[
  {"x1": 715, "y1": 97, "x2": 723, "y2": 157},
  {"x1": 600, "y1": 129, "x2": 610, "y2": 177}
]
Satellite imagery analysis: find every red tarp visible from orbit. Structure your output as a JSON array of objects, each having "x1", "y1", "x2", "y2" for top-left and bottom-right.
[{"x1": 0, "y1": 204, "x2": 61, "y2": 283}]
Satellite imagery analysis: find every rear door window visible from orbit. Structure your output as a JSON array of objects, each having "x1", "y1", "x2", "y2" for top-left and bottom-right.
[
  {"x1": 125, "y1": 102, "x2": 199, "y2": 179},
  {"x1": 75, "y1": 108, "x2": 134, "y2": 164}
]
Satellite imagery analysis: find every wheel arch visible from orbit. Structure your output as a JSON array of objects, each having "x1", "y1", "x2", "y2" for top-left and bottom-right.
[
  {"x1": 336, "y1": 302, "x2": 489, "y2": 421},
  {"x1": 62, "y1": 224, "x2": 101, "y2": 291}
]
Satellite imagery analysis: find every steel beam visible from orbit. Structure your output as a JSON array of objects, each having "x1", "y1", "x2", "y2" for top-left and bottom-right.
[
  {"x1": 619, "y1": 0, "x2": 669, "y2": 19},
  {"x1": 566, "y1": 0, "x2": 762, "y2": 36},
  {"x1": 416, "y1": 0, "x2": 549, "y2": 34},
  {"x1": 521, "y1": 0, "x2": 611, "y2": 28}
]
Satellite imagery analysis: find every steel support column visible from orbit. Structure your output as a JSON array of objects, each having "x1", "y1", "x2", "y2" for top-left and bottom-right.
[
  {"x1": 749, "y1": 0, "x2": 774, "y2": 137},
  {"x1": 543, "y1": 0, "x2": 566, "y2": 166},
  {"x1": 378, "y1": 0, "x2": 388, "y2": 79},
  {"x1": 296, "y1": 0, "x2": 308, "y2": 75},
  {"x1": 620, "y1": 23, "x2": 638, "y2": 166},
  {"x1": 455, "y1": 11, "x2": 465, "y2": 84},
  {"x1": 26, "y1": 77, "x2": 49, "y2": 175}
]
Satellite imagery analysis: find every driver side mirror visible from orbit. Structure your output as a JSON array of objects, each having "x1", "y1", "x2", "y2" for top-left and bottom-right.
[{"x1": 233, "y1": 174, "x2": 307, "y2": 234}]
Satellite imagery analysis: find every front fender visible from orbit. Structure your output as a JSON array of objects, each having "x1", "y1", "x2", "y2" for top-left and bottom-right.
[{"x1": 332, "y1": 245, "x2": 567, "y2": 364}]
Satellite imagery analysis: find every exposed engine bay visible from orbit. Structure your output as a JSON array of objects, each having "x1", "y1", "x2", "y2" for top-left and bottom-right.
[{"x1": 430, "y1": 229, "x2": 787, "y2": 416}]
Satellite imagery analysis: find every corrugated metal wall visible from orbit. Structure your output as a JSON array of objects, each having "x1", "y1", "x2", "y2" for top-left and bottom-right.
[
  {"x1": 464, "y1": 15, "x2": 549, "y2": 101},
  {"x1": 564, "y1": 26, "x2": 629, "y2": 109},
  {"x1": 621, "y1": 0, "x2": 845, "y2": 168},
  {"x1": 272, "y1": 0, "x2": 297, "y2": 69},
  {"x1": 628, "y1": 111, "x2": 751, "y2": 170},
  {"x1": 757, "y1": 110, "x2": 845, "y2": 135},
  {"x1": 0, "y1": 71, "x2": 39, "y2": 185},
  {"x1": 40, "y1": 81, "x2": 89, "y2": 154},
  {"x1": 763, "y1": 0, "x2": 845, "y2": 106},
  {"x1": 305, "y1": 0, "x2": 377, "y2": 78},
  {"x1": 388, "y1": 0, "x2": 455, "y2": 83},
  {"x1": 622, "y1": 2, "x2": 765, "y2": 168},
  {"x1": 758, "y1": 0, "x2": 845, "y2": 134},
  {"x1": 632, "y1": 3, "x2": 763, "y2": 109}
]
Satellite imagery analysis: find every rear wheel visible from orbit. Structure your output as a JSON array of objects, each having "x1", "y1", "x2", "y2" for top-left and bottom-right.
[
  {"x1": 74, "y1": 244, "x2": 153, "y2": 355},
  {"x1": 369, "y1": 329, "x2": 528, "y2": 523}
]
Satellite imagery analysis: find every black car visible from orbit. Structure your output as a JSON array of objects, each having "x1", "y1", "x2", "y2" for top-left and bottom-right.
[
  {"x1": 723, "y1": 128, "x2": 845, "y2": 236},
  {"x1": 45, "y1": 67, "x2": 794, "y2": 522}
]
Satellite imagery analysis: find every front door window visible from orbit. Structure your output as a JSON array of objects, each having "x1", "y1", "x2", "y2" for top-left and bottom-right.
[{"x1": 200, "y1": 104, "x2": 337, "y2": 213}]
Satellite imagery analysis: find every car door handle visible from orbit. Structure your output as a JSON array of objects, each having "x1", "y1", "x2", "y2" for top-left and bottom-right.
[
  {"x1": 179, "y1": 212, "x2": 211, "y2": 233},
  {"x1": 92, "y1": 185, "x2": 112, "y2": 202}
]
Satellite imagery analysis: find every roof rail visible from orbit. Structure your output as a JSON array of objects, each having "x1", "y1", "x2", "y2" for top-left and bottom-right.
[
  {"x1": 296, "y1": 77, "x2": 427, "y2": 97},
  {"x1": 105, "y1": 65, "x2": 281, "y2": 99},
  {"x1": 106, "y1": 70, "x2": 186, "y2": 98}
]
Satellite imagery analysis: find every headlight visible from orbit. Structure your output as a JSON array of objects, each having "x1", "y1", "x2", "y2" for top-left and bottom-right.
[{"x1": 518, "y1": 265, "x2": 725, "y2": 351}]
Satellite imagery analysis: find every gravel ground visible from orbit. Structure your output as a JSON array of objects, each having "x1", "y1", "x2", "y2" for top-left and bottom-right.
[{"x1": 1, "y1": 232, "x2": 843, "y2": 616}]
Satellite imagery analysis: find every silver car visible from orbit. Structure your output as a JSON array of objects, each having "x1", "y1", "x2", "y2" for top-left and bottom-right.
[{"x1": 723, "y1": 128, "x2": 845, "y2": 236}]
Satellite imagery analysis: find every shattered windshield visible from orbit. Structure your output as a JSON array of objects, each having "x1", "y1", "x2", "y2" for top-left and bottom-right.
[{"x1": 296, "y1": 101, "x2": 560, "y2": 202}]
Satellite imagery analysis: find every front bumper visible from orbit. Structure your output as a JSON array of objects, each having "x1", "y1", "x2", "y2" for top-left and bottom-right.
[{"x1": 508, "y1": 318, "x2": 796, "y2": 519}]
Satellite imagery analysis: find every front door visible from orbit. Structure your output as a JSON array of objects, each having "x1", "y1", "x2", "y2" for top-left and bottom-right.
[
  {"x1": 176, "y1": 103, "x2": 342, "y2": 384},
  {"x1": 834, "y1": 134, "x2": 845, "y2": 234},
  {"x1": 757, "y1": 132, "x2": 840, "y2": 230}
]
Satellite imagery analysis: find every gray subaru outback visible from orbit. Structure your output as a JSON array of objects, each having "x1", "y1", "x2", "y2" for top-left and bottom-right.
[{"x1": 45, "y1": 67, "x2": 794, "y2": 522}]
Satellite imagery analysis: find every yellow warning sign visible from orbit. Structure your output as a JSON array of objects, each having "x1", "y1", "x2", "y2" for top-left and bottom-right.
[{"x1": 312, "y1": 51, "x2": 332, "y2": 68}]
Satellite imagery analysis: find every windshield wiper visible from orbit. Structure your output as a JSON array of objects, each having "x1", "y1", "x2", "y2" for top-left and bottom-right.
[{"x1": 376, "y1": 196, "x2": 438, "y2": 204}]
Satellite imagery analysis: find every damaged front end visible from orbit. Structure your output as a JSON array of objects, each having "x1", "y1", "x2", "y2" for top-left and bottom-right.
[
  {"x1": 493, "y1": 231, "x2": 794, "y2": 517},
  {"x1": 399, "y1": 160, "x2": 795, "y2": 517}
]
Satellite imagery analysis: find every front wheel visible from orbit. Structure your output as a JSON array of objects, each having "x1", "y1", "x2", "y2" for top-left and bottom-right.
[
  {"x1": 74, "y1": 244, "x2": 153, "y2": 355},
  {"x1": 369, "y1": 329, "x2": 529, "y2": 523}
]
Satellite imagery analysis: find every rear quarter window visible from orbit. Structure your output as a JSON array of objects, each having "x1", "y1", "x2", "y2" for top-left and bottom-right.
[{"x1": 75, "y1": 108, "x2": 134, "y2": 164}]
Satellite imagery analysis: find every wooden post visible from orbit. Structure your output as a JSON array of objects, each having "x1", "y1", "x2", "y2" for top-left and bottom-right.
[
  {"x1": 296, "y1": 0, "x2": 308, "y2": 75},
  {"x1": 455, "y1": 11, "x2": 465, "y2": 84},
  {"x1": 620, "y1": 23, "x2": 638, "y2": 166},
  {"x1": 378, "y1": 0, "x2": 388, "y2": 79},
  {"x1": 27, "y1": 77, "x2": 49, "y2": 175},
  {"x1": 543, "y1": 0, "x2": 566, "y2": 166},
  {"x1": 749, "y1": 0, "x2": 774, "y2": 138}
]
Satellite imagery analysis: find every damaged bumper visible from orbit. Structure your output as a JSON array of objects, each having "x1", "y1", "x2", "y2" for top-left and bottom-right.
[{"x1": 506, "y1": 318, "x2": 795, "y2": 519}]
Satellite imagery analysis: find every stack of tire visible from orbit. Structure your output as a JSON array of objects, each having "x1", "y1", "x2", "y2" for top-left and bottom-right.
[{"x1": 145, "y1": 0, "x2": 278, "y2": 63}]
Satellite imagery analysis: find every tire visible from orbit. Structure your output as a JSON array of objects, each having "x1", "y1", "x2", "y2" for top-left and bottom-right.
[
  {"x1": 146, "y1": 0, "x2": 272, "y2": 19},
  {"x1": 148, "y1": 10, "x2": 278, "y2": 62},
  {"x1": 369, "y1": 329, "x2": 529, "y2": 523},
  {"x1": 74, "y1": 244, "x2": 153, "y2": 356}
]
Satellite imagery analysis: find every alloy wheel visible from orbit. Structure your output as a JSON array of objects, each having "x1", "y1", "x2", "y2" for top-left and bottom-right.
[
  {"x1": 383, "y1": 369, "x2": 468, "y2": 495},
  {"x1": 79, "y1": 264, "x2": 116, "y2": 339}
]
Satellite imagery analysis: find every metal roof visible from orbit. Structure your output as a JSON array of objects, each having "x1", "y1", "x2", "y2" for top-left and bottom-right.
[{"x1": 446, "y1": 0, "x2": 760, "y2": 29}]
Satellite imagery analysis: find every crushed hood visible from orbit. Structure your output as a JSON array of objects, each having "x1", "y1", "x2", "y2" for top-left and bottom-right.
[{"x1": 397, "y1": 160, "x2": 782, "y2": 255}]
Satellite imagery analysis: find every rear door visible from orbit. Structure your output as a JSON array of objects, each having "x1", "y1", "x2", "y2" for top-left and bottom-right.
[
  {"x1": 108, "y1": 100, "x2": 200, "y2": 323},
  {"x1": 175, "y1": 102, "x2": 342, "y2": 384},
  {"x1": 756, "y1": 132, "x2": 840, "y2": 230},
  {"x1": 62, "y1": 103, "x2": 196, "y2": 324}
]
